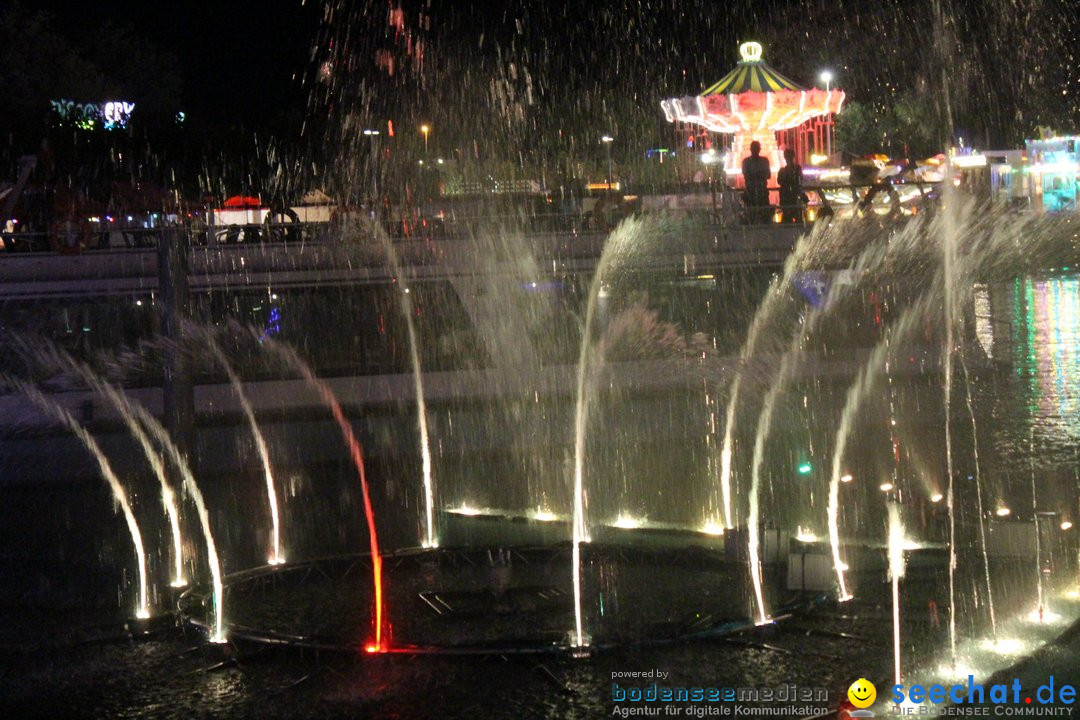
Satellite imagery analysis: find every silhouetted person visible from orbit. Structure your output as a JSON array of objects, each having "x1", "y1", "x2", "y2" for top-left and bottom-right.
[
  {"x1": 777, "y1": 148, "x2": 804, "y2": 223},
  {"x1": 741, "y1": 141, "x2": 771, "y2": 223}
]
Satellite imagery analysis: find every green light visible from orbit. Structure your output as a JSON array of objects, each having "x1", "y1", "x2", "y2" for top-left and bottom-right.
[{"x1": 797, "y1": 463, "x2": 812, "y2": 475}]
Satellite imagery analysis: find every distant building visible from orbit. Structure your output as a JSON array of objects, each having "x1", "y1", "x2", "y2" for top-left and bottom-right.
[{"x1": 1025, "y1": 136, "x2": 1079, "y2": 212}]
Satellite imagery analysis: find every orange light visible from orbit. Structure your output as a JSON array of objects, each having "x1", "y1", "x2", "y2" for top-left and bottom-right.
[{"x1": 364, "y1": 643, "x2": 382, "y2": 654}]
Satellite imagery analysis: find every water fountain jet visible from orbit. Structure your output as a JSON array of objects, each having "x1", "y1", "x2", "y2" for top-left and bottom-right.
[
  {"x1": 260, "y1": 338, "x2": 387, "y2": 652},
  {"x1": 887, "y1": 502, "x2": 906, "y2": 687},
  {"x1": 4, "y1": 377, "x2": 151, "y2": 620},
  {"x1": 188, "y1": 324, "x2": 285, "y2": 566},
  {"x1": 88, "y1": 383, "x2": 230, "y2": 643},
  {"x1": 368, "y1": 221, "x2": 437, "y2": 550}
]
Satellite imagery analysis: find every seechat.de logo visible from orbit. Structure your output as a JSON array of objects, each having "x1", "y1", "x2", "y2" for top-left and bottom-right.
[{"x1": 891, "y1": 676, "x2": 1076, "y2": 708}]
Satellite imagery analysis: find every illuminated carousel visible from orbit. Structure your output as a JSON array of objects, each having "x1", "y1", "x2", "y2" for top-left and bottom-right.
[{"x1": 661, "y1": 42, "x2": 845, "y2": 177}]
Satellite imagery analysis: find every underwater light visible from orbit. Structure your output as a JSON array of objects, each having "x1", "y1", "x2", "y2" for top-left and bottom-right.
[
  {"x1": 1025, "y1": 606, "x2": 1062, "y2": 624},
  {"x1": 700, "y1": 520, "x2": 725, "y2": 536},
  {"x1": 982, "y1": 637, "x2": 1026, "y2": 655},
  {"x1": 797, "y1": 462, "x2": 813, "y2": 475}
]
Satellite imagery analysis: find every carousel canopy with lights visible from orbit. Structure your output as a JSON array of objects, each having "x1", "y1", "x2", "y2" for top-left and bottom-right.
[{"x1": 661, "y1": 42, "x2": 844, "y2": 174}]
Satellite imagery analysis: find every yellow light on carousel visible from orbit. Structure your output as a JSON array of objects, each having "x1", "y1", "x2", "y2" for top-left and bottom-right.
[
  {"x1": 1061, "y1": 521, "x2": 1073, "y2": 531},
  {"x1": 739, "y1": 41, "x2": 763, "y2": 62},
  {"x1": 995, "y1": 506, "x2": 1011, "y2": 517}
]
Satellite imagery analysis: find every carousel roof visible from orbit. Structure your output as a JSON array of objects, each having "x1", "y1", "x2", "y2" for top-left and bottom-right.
[
  {"x1": 701, "y1": 42, "x2": 804, "y2": 95},
  {"x1": 660, "y1": 42, "x2": 844, "y2": 135}
]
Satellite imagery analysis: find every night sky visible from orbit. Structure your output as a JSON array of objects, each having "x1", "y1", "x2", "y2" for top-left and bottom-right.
[
  {"x1": 27, "y1": 0, "x2": 320, "y2": 126},
  {"x1": 18, "y1": 0, "x2": 1077, "y2": 136},
  {"x1": 3, "y1": 0, "x2": 1078, "y2": 196}
]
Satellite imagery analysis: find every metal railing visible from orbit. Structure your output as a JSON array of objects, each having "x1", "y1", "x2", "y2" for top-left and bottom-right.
[{"x1": 0, "y1": 181, "x2": 941, "y2": 256}]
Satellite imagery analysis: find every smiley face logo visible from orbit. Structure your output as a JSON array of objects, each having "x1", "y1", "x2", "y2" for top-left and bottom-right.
[{"x1": 848, "y1": 678, "x2": 877, "y2": 708}]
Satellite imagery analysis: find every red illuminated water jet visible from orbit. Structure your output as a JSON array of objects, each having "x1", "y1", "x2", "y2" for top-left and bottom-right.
[
  {"x1": 259, "y1": 337, "x2": 388, "y2": 650},
  {"x1": 319, "y1": 386, "x2": 387, "y2": 652},
  {"x1": 269, "y1": 346, "x2": 387, "y2": 652}
]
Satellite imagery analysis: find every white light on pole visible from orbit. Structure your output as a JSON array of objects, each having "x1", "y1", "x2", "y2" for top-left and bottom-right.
[
  {"x1": 364, "y1": 129, "x2": 381, "y2": 203},
  {"x1": 601, "y1": 135, "x2": 614, "y2": 189},
  {"x1": 819, "y1": 71, "x2": 835, "y2": 160}
]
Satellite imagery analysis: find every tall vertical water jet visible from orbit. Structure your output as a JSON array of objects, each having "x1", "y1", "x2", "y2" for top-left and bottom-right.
[
  {"x1": 828, "y1": 293, "x2": 936, "y2": 601},
  {"x1": 369, "y1": 222, "x2": 436, "y2": 549},
  {"x1": 745, "y1": 238, "x2": 897, "y2": 621},
  {"x1": 887, "y1": 502, "x2": 907, "y2": 687},
  {"x1": 942, "y1": 204, "x2": 959, "y2": 668},
  {"x1": 569, "y1": 215, "x2": 666, "y2": 647},
  {"x1": 191, "y1": 325, "x2": 284, "y2": 565},
  {"x1": 826, "y1": 341, "x2": 889, "y2": 602},
  {"x1": 1030, "y1": 428, "x2": 1044, "y2": 617},
  {"x1": 932, "y1": 0, "x2": 960, "y2": 669},
  {"x1": 717, "y1": 230, "x2": 822, "y2": 530},
  {"x1": 262, "y1": 338, "x2": 386, "y2": 651},
  {"x1": 747, "y1": 377, "x2": 784, "y2": 625},
  {"x1": 960, "y1": 351, "x2": 996, "y2": 638},
  {"x1": 5, "y1": 378, "x2": 150, "y2": 620}
]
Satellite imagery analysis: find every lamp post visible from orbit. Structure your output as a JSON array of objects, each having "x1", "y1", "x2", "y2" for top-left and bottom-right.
[
  {"x1": 420, "y1": 124, "x2": 430, "y2": 154},
  {"x1": 819, "y1": 71, "x2": 835, "y2": 160},
  {"x1": 601, "y1": 135, "x2": 614, "y2": 191},
  {"x1": 702, "y1": 149, "x2": 719, "y2": 220},
  {"x1": 363, "y1": 129, "x2": 380, "y2": 206}
]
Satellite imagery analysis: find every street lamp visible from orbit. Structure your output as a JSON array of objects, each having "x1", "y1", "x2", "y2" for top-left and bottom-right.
[
  {"x1": 701, "y1": 150, "x2": 719, "y2": 216},
  {"x1": 819, "y1": 71, "x2": 835, "y2": 160},
  {"x1": 363, "y1": 129, "x2": 380, "y2": 206},
  {"x1": 420, "y1": 124, "x2": 430, "y2": 154},
  {"x1": 601, "y1": 135, "x2": 614, "y2": 190}
]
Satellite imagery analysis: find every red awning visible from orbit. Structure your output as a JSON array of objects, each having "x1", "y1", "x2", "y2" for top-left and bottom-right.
[{"x1": 223, "y1": 195, "x2": 262, "y2": 208}]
